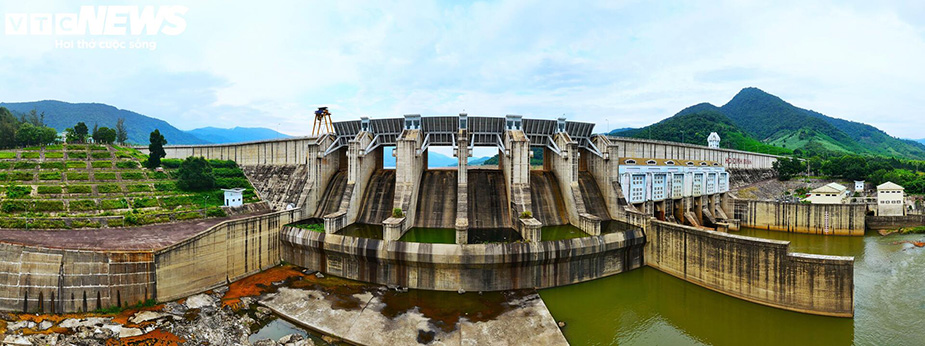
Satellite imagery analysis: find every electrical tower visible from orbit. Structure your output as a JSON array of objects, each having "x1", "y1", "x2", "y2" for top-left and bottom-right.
[{"x1": 312, "y1": 107, "x2": 334, "y2": 136}]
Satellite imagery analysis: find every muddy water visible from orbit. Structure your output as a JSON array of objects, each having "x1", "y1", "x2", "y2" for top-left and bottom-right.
[{"x1": 540, "y1": 228, "x2": 925, "y2": 345}]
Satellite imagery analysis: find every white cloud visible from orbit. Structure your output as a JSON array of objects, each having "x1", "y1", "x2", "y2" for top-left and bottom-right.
[{"x1": 1, "y1": 0, "x2": 924, "y2": 138}]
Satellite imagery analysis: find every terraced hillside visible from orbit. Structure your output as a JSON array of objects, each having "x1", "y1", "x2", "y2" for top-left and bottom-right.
[{"x1": 0, "y1": 144, "x2": 260, "y2": 229}]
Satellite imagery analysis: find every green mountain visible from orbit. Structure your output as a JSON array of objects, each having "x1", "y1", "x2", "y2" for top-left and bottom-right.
[
  {"x1": 186, "y1": 127, "x2": 291, "y2": 144},
  {"x1": 613, "y1": 103, "x2": 791, "y2": 155},
  {"x1": 0, "y1": 100, "x2": 208, "y2": 145},
  {"x1": 720, "y1": 88, "x2": 925, "y2": 158}
]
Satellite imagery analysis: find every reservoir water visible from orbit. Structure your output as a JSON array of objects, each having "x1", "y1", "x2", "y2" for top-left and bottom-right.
[{"x1": 540, "y1": 228, "x2": 925, "y2": 345}]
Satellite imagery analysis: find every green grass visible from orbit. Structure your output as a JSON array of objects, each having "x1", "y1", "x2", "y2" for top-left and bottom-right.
[
  {"x1": 0, "y1": 152, "x2": 16, "y2": 159},
  {"x1": 10, "y1": 171, "x2": 33, "y2": 181},
  {"x1": 116, "y1": 160, "x2": 139, "y2": 169},
  {"x1": 0, "y1": 173, "x2": 7, "y2": 181},
  {"x1": 91, "y1": 161, "x2": 112, "y2": 169},
  {"x1": 90, "y1": 145, "x2": 107, "y2": 151},
  {"x1": 107, "y1": 219, "x2": 124, "y2": 227},
  {"x1": 97, "y1": 184, "x2": 122, "y2": 193},
  {"x1": 0, "y1": 218, "x2": 26, "y2": 228},
  {"x1": 121, "y1": 172, "x2": 145, "y2": 180},
  {"x1": 40, "y1": 162, "x2": 65, "y2": 170},
  {"x1": 67, "y1": 152, "x2": 87, "y2": 159},
  {"x1": 154, "y1": 182, "x2": 177, "y2": 191},
  {"x1": 289, "y1": 222, "x2": 324, "y2": 233},
  {"x1": 33, "y1": 200, "x2": 65, "y2": 212},
  {"x1": 132, "y1": 197, "x2": 159, "y2": 208},
  {"x1": 94, "y1": 172, "x2": 116, "y2": 180},
  {"x1": 0, "y1": 162, "x2": 9, "y2": 169},
  {"x1": 161, "y1": 196, "x2": 192, "y2": 207},
  {"x1": 1, "y1": 200, "x2": 30, "y2": 213},
  {"x1": 70, "y1": 220, "x2": 101, "y2": 228},
  {"x1": 176, "y1": 211, "x2": 201, "y2": 220},
  {"x1": 66, "y1": 185, "x2": 91, "y2": 194},
  {"x1": 37, "y1": 185, "x2": 62, "y2": 194},
  {"x1": 23, "y1": 146, "x2": 41, "y2": 151},
  {"x1": 151, "y1": 171, "x2": 170, "y2": 180},
  {"x1": 13, "y1": 162, "x2": 36, "y2": 169},
  {"x1": 21, "y1": 152, "x2": 40, "y2": 159},
  {"x1": 66, "y1": 161, "x2": 86, "y2": 169},
  {"x1": 127, "y1": 184, "x2": 151, "y2": 192},
  {"x1": 69, "y1": 199, "x2": 98, "y2": 211},
  {"x1": 66, "y1": 144, "x2": 86, "y2": 150},
  {"x1": 5, "y1": 185, "x2": 31, "y2": 198},
  {"x1": 100, "y1": 199, "x2": 128, "y2": 210},
  {"x1": 27, "y1": 220, "x2": 66, "y2": 229},
  {"x1": 91, "y1": 152, "x2": 112, "y2": 159},
  {"x1": 44, "y1": 152, "x2": 64, "y2": 159},
  {"x1": 45, "y1": 145, "x2": 63, "y2": 150},
  {"x1": 66, "y1": 172, "x2": 89, "y2": 180},
  {"x1": 39, "y1": 172, "x2": 61, "y2": 180}
]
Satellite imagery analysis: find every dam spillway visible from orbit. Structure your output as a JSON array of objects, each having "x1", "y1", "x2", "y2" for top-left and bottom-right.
[
  {"x1": 414, "y1": 170, "x2": 458, "y2": 228},
  {"x1": 468, "y1": 170, "x2": 512, "y2": 229},
  {"x1": 530, "y1": 170, "x2": 569, "y2": 226},
  {"x1": 357, "y1": 170, "x2": 396, "y2": 225},
  {"x1": 578, "y1": 171, "x2": 611, "y2": 221},
  {"x1": 314, "y1": 170, "x2": 347, "y2": 218}
]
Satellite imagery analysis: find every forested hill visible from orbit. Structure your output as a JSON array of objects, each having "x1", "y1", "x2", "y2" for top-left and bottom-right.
[
  {"x1": 612, "y1": 103, "x2": 791, "y2": 155},
  {"x1": 0, "y1": 100, "x2": 207, "y2": 145},
  {"x1": 719, "y1": 88, "x2": 925, "y2": 158}
]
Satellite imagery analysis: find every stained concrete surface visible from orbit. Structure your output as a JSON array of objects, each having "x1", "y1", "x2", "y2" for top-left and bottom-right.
[{"x1": 261, "y1": 285, "x2": 568, "y2": 346}]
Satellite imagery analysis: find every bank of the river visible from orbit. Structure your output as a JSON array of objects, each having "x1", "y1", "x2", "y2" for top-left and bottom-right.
[{"x1": 540, "y1": 228, "x2": 925, "y2": 345}]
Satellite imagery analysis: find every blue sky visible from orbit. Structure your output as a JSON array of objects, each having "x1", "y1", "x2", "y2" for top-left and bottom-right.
[{"x1": 2, "y1": 0, "x2": 924, "y2": 139}]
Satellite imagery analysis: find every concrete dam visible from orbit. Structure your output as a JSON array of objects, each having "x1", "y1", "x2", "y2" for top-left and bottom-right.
[{"x1": 1, "y1": 114, "x2": 852, "y2": 318}]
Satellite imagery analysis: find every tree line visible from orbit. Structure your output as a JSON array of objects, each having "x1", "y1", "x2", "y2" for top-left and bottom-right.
[
  {"x1": 0, "y1": 106, "x2": 129, "y2": 148},
  {"x1": 774, "y1": 154, "x2": 925, "y2": 194}
]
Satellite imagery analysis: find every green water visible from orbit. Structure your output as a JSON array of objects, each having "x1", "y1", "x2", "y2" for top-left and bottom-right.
[
  {"x1": 335, "y1": 223, "x2": 384, "y2": 240},
  {"x1": 541, "y1": 224, "x2": 590, "y2": 241},
  {"x1": 399, "y1": 228, "x2": 457, "y2": 244},
  {"x1": 468, "y1": 228, "x2": 523, "y2": 244},
  {"x1": 540, "y1": 228, "x2": 925, "y2": 345}
]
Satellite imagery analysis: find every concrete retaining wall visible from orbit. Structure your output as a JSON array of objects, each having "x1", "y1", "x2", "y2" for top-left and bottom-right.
[
  {"x1": 280, "y1": 226, "x2": 646, "y2": 291},
  {"x1": 0, "y1": 243, "x2": 154, "y2": 313},
  {"x1": 146, "y1": 137, "x2": 318, "y2": 165},
  {"x1": 154, "y1": 210, "x2": 301, "y2": 301},
  {"x1": 644, "y1": 220, "x2": 854, "y2": 317},
  {"x1": 609, "y1": 137, "x2": 778, "y2": 170},
  {"x1": 866, "y1": 215, "x2": 925, "y2": 230},
  {"x1": 734, "y1": 199, "x2": 866, "y2": 235}
]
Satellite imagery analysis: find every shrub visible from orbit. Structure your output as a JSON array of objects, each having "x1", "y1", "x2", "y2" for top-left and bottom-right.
[
  {"x1": 94, "y1": 172, "x2": 116, "y2": 180},
  {"x1": 519, "y1": 211, "x2": 533, "y2": 219},
  {"x1": 100, "y1": 199, "x2": 128, "y2": 210},
  {"x1": 107, "y1": 219, "x2": 124, "y2": 227},
  {"x1": 0, "y1": 162, "x2": 9, "y2": 169},
  {"x1": 392, "y1": 208, "x2": 404, "y2": 218},
  {"x1": 177, "y1": 157, "x2": 215, "y2": 191},
  {"x1": 91, "y1": 152, "x2": 112, "y2": 159},
  {"x1": 0, "y1": 152, "x2": 16, "y2": 159},
  {"x1": 44, "y1": 152, "x2": 64, "y2": 159},
  {"x1": 208, "y1": 160, "x2": 237, "y2": 168},
  {"x1": 161, "y1": 159, "x2": 182, "y2": 169},
  {"x1": 0, "y1": 218, "x2": 27, "y2": 228},
  {"x1": 67, "y1": 152, "x2": 87, "y2": 159},
  {"x1": 70, "y1": 220, "x2": 101, "y2": 228},
  {"x1": 0, "y1": 173, "x2": 7, "y2": 181},
  {"x1": 40, "y1": 162, "x2": 65, "y2": 170},
  {"x1": 215, "y1": 177, "x2": 250, "y2": 189},
  {"x1": 13, "y1": 162, "x2": 36, "y2": 169},
  {"x1": 66, "y1": 161, "x2": 86, "y2": 169},
  {"x1": 97, "y1": 184, "x2": 122, "y2": 193},
  {"x1": 69, "y1": 200, "x2": 97, "y2": 211},
  {"x1": 154, "y1": 182, "x2": 177, "y2": 192},
  {"x1": 21, "y1": 152, "x2": 40, "y2": 159},
  {"x1": 132, "y1": 197, "x2": 159, "y2": 208},
  {"x1": 161, "y1": 196, "x2": 191, "y2": 207},
  {"x1": 1, "y1": 201, "x2": 30, "y2": 213},
  {"x1": 10, "y1": 172, "x2": 33, "y2": 181},
  {"x1": 291, "y1": 223, "x2": 324, "y2": 233},
  {"x1": 5, "y1": 185, "x2": 31, "y2": 198},
  {"x1": 91, "y1": 161, "x2": 112, "y2": 169},
  {"x1": 90, "y1": 145, "x2": 107, "y2": 151},
  {"x1": 33, "y1": 200, "x2": 65, "y2": 212},
  {"x1": 39, "y1": 172, "x2": 61, "y2": 180},
  {"x1": 121, "y1": 172, "x2": 145, "y2": 180},
  {"x1": 212, "y1": 167, "x2": 245, "y2": 177},
  {"x1": 127, "y1": 184, "x2": 151, "y2": 192},
  {"x1": 67, "y1": 185, "x2": 92, "y2": 194},
  {"x1": 116, "y1": 161, "x2": 139, "y2": 169},
  {"x1": 206, "y1": 207, "x2": 227, "y2": 217},
  {"x1": 66, "y1": 172, "x2": 89, "y2": 180},
  {"x1": 37, "y1": 185, "x2": 62, "y2": 194},
  {"x1": 27, "y1": 220, "x2": 67, "y2": 229}
]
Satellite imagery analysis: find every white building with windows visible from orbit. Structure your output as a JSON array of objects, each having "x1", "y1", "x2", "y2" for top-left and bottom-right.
[
  {"x1": 877, "y1": 181, "x2": 905, "y2": 216},
  {"x1": 707, "y1": 132, "x2": 721, "y2": 149},
  {"x1": 618, "y1": 158, "x2": 728, "y2": 204},
  {"x1": 222, "y1": 188, "x2": 245, "y2": 207},
  {"x1": 805, "y1": 183, "x2": 849, "y2": 204}
]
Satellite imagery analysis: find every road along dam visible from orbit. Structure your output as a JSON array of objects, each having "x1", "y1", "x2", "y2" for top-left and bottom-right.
[{"x1": 0, "y1": 114, "x2": 854, "y2": 317}]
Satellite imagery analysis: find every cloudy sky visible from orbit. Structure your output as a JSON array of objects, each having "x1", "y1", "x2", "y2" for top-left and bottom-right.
[{"x1": 2, "y1": 0, "x2": 924, "y2": 138}]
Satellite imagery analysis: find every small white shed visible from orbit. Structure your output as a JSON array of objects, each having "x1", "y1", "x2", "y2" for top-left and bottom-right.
[{"x1": 222, "y1": 188, "x2": 245, "y2": 207}]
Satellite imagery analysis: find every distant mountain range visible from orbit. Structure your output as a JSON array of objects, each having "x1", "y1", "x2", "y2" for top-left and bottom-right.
[
  {"x1": 612, "y1": 88, "x2": 925, "y2": 159},
  {"x1": 0, "y1": 100, "x2": 290, "y2": 145},
  {"x1": 186, "y1": 127, "x2": 291, "y2": 144}
]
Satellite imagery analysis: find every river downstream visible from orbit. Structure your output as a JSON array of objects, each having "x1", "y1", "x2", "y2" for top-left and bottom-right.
[{"x1": 540, "y1": 229, "x2": 925, "y2": 345}]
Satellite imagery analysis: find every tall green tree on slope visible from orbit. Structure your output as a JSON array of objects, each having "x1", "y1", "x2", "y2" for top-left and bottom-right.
[{"x1": 147, "y1": 129, "x2": 167, "y2": 168}]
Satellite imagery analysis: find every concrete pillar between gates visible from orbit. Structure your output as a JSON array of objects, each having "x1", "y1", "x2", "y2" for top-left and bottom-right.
[
  {"x1": 455, "y1": 127, "x2": 470, "y2": 244},
  {"x1": 304, "y1": 134, "x2": 341, "y2": 217},
  {"x1": 323, "y1": 131, "x2": 376, "y2": 233},
  {"x1": 548, "y1": 132, "x2": 601, "y2": 236},
  {"x1": 584, "y1": 135, "x2": 623, "y2": 220},
  {"x1": 384, "y1": 129, "x2": 424, "y2": 240},
  {"x1": 501, "y1": 129, "x2": 542, "y2": 242}
]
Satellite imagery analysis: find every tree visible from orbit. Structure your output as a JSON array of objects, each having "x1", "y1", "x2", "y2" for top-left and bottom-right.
[
  {"x1": 176, "y1": 156, "x2": 215, "y2": 191},
  {"x1": 91, "y1": 123, "x2": 99, "y2": 142},
  {"x1": 94, "y1": 127, "x2": 117, "y2": 144},
  {"x1": 146, "y1": 129, "x2": 167, "y2": 168},
  {"x1": 0, "y1": 107, "x2": 19, "y2": 149},
  {"x1": 73, "y1": 122, "x2": 88, "y2": 143},
  {"x1": 115, "y1": 117, "x2": 128, "y2": 144},
  {"x1": 772, "y1": 157, "x2": 805, "y2": 181}
]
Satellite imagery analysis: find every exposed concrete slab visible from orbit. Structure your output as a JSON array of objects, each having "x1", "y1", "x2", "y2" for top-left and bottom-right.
[{"x1": 261, "y1": 286, "x2": 568, "y2": 346}]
